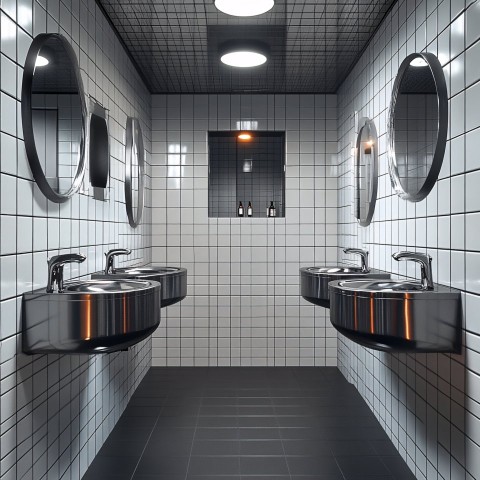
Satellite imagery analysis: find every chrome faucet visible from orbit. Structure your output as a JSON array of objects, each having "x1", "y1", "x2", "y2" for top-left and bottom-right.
[
  {"x1": 392, "y1": 251, "x2": 434, "y2": 290},
  {"x1": 47, "y1": 254, "x2": 86, "y2": 293},
  {"x1": 344, "y1": 248, "x2": 370, "y2": 273},
  {"x1": 105, "y1": 249, "x2": 131, "y2": 274}
]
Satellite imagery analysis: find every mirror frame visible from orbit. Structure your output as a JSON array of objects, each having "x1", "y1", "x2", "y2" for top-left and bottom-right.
[
  {"x1": 21, "y1": 33, "x2": 87, "y2": 203},
  {"x1": 388, "y1": 52, "x2": 448, "y2": 202},
  {"x1": 355, "y1": 117, "x2": 378, "y2": 227},
  {"x1": 125, "y1": 117, "x2": 145, "y2": 228}
]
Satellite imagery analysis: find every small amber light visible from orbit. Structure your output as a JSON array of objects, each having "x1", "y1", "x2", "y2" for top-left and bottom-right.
[{"x1": 238, "y1": 132, "x2": 252, "y2": 141}]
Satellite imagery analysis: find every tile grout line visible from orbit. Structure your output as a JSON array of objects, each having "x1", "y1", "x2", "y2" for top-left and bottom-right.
[{"x1": 128, "y1": 387, "x2": 169, "y2": 480}]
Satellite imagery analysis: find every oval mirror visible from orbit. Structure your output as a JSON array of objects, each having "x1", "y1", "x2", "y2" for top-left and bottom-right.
[
  {"x1": 125, "y1": 117, "x2": 145, "y2": 228},
  {"x1": 355, "y1": 118, "x2": 378, "y2": 227},
  {"x1": 388, "y1": 52, "x2": 448, "y2": 202},
  {"x1": 21, "y1": 33, "x2": 87, "y2": 203}
]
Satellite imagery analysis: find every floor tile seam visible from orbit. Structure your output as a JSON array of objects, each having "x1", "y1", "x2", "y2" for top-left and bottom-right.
[
  {"x1": 378, "y1": 454, "x2": 413, "y2": 479},
  {"x1": 128, "y1": 388, "x2": 171, "y2": 480},
  {"x1": 332, "y1": 455, "x2": 348, "y2": 480},
  {"x1": 184, "y1": 391, "x2": 214, "y2": 479},
  {"x1": 272, "y1": 390, "x2": 293, "y2": 480}
]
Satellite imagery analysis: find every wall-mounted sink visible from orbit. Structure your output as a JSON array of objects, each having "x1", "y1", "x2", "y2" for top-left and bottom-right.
[
  {"x1": 22, "y1": 254, "x2": 161, "y2": 354},
  {"x1": 91, "y1": 249, "x2": 187, "y2": 307},
  {"x1": 300, "y1": 248, "x2": 391, "y2": 308},
  {"x1": 329, "y1": 252, "x2": 462, "y2": 353}
]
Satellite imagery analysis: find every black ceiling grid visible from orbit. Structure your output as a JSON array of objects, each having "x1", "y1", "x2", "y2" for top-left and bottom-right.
[{"x1": 96, "y1": 0, "x2": 397, "y2": 94}]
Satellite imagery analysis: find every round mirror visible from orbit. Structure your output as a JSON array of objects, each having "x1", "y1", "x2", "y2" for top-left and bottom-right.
[
  {"x1": 355, "y1": 118, "x2": 378, "y2": 227},
  {"x1": 125, "y1": 117, "x2": 145, "y2": 228},
  {"x1": 21, "y1": 33, "x2": 87, "y2": 203},
  {"x1": 388, "y1": 52, "x2": 448, "y2": 202}
]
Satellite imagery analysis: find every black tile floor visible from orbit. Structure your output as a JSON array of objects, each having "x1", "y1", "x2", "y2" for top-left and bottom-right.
[{"x1": 83, "y1": 367, "x2": 415, "y2": 480}]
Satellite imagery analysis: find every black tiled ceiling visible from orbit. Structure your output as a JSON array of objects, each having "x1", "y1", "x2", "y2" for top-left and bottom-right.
[{"x1": 97, "y1": 0, "x2": 397, "y2": 94}]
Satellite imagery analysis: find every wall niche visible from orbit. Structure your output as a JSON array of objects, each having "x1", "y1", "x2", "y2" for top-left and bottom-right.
[{"x1": 208, "y1": 131, "x2": 285, "y2": 218}]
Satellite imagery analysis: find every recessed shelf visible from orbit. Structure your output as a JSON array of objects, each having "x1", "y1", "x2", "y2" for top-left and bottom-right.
[{"x1": 208, "y1": 130, "x2": 285, "y2": 218}]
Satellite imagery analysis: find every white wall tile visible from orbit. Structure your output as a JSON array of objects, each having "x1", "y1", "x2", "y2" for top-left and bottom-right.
[
  {"x1": 151, "y1": 94, "x2": 338, "y2": 367},
  {"x1": 0, "y1": 0, "x2": 153, "y2": 478},
  {"x1": 337, "y1": 1, "x2": 480, "y2": 479}
]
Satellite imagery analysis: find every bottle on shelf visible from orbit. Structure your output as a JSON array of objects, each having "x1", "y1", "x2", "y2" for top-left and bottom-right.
[
  {"x1": 237, "y1": 201, "x2": 244, "y2": 217},
  {"x1": 247, "y1": 201, "x2": 253, "y2": 217},
  {"x1": 267, "y1": 201, "x2": 276, "y2": 217}
]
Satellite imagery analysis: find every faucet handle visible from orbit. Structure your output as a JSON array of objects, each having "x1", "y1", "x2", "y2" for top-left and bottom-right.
[
  {"x1": 47, "y1": 254, "x2": 86, "y2": 293},
  {"x1": 392, "y1": 251, "x2": 434, "y2": 290},
  {"x1": 343, "y1": 248, "x2": 369, "y2": 273},
  {"x1": 105, "y1": 248, "x2": 131, "y2": 274}
]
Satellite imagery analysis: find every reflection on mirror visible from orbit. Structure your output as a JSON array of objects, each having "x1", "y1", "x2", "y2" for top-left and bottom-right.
[
  {"x1": 89, "y1": 102, "x2": 109, "y2": 189},
  {"x1": 355, "y1": 118, "x2": 378, "y2": 227},
  {"x1": 125, "y1": 117, "x2": 145, "y2": 228},
  {"x1": 22, "y1": 33, "x2": 87, "y2": 203},
  {"x1": 388, "y1": 52, "x2": 448, "y2": 202}
]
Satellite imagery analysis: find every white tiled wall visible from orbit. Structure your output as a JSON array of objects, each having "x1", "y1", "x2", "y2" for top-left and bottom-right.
[
  {"x1": 0, "y1": 1, "x2": 152, "y2": 479},
  {"x1": 337, "y1": 0, "x2": 480, "y2": 478},
  {"x1": 150, "y1": 94, "x2": 338, "y2": 367}
]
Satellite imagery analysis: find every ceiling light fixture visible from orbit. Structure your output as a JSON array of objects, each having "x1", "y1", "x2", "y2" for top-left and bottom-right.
[
  {"x1": 410, "y1": 57, "x2": 428, "y2": 67},
  {"x1": 214, "y1": 0, "x2": 274, "y2": 17},
  {"x1": 221, "y1": 51, "x2": 267, "y2": 67},
  {"x1": 220, "y1": 41, "x2": 269, "y2": 68}
]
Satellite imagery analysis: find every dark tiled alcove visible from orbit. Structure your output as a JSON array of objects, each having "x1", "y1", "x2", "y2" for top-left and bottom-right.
[
  {"x1": 84, "y1": 367, "x2": 415, "y2": 480},
  {"x1": 208, "y1": 131, "x2": 285, "y2": 218}
]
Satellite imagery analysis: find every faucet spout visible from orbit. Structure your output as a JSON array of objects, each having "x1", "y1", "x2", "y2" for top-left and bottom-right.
[
  {"x1": 343, "y1": 248, "x2": 370, "y2": 273},
  {"x1": 47, "y1": 254, "x2": 86, "y2": 293},
  {"x1": 105, "y1": 249, "x2": 132, "y2": 274},
  {"x1": 392, "y1": 251, "x2": 434, "y2": 290}
]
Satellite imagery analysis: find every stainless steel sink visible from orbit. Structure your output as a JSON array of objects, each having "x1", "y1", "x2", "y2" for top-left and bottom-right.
[
  {"x1": 23, "y1": 274, "x2": 161, "y2": 354},
  {"x1": 328, "y1": 252, "x2": 462, "y2": 353},
  {"x1": 300, "y1": 249, "x2": 390, "y2": 308},
  {"x1": 93, "y1": 266, "x2": 187, "y2": 307},
  {"x1": 92, "y1": 250, "x2": 187, "y2": 307}
]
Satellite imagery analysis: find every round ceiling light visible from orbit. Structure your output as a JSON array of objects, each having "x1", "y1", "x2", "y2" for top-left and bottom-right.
[
  {"x1": 214, "y1": 0, "x2": 274, "y2": 17},
  {"x1": 220, "y1": 41, "x2": 269, "y2": 68},
  {"x1": 221, "y1": 51, "x2": 267, "y2": 68}
]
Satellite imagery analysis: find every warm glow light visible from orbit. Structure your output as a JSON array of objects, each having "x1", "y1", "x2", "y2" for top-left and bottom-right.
[
  {"x1": 238, "y1": 133, "x2": 252, "y2": 141},
  {"x1": 221, "y1": 51, "x2": 267, "y2": 68},
  {"x1": 410, "y1": 57, "x2": 428, "y2": 67},
  {"x1": 404, "y1": 294, "x2": 412, "y2": 340},
  {"x1": 35, "y1": 55, "x2": 49, "y2": 67},
  {"x1": 215, "y1": 0, "x2": 274, "y2": 16}
]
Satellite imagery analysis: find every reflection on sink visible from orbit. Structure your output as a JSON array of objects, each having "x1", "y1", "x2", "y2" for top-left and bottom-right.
[
  {"x1": 306, "y1": 267, "x2": 366, "y2": 274},
  {"x1": 350, "y1": 280, "x2": 426, "y2": 292},
  {"x1": 301, "y1": 266, "x2": 390, "y2": 308},
  {"x1": 22, "y1": 278, "x2": 161, "y2": 354},
  {"x1": 301, "y1": 251, "x2": 393, "y2": 311},
  {"x1": 93, "y1": 264, "x2": 187, "y2": 308},
  {"x1": 329, "y1": 278, "x2": 462, "y2": 353},
  {"x1": 300, "y1": 248, "x2": 391, "y2": 308},
  {"x1": 64, "y1": 279, "x2": 149, "y2": 293}
]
